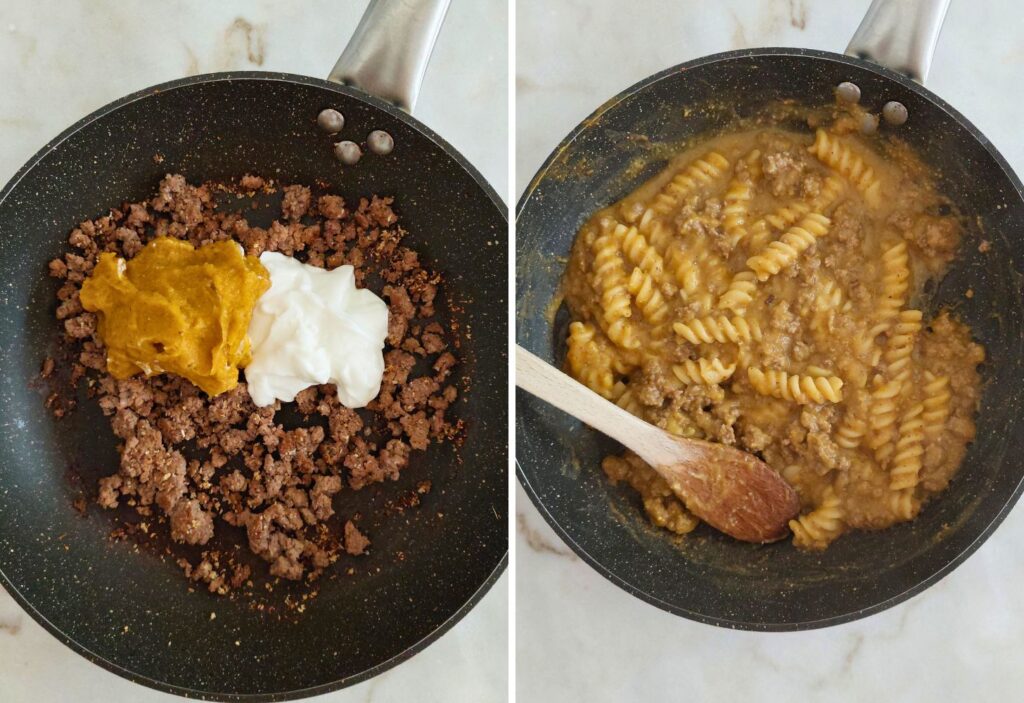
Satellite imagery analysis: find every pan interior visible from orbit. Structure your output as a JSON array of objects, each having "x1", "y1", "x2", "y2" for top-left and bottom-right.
[
  {"x1": 0, "y1": 73, "x2": 507, "y2": 698},
  {"x1": 516, "y1": 50, "x2": 1024, "y2": 630}
]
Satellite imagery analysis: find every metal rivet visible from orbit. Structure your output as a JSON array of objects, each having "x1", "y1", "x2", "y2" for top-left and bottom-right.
[
  {"x1": 859, "y1": 112, "x2": 879, "y2": 135},
  {"x1": 317, "y1": 109, "x2": 345, "y2": 134},
  {"x1": 836, "y1": 82, "x2": 861, "y2": 104},
  {"x1": 882, "y1": 101, "x2": 908, "y2": 126},
  {"x1": 333, "y1": 141, "x2": 362, "y2": 165},
  {"x1": 367, "y1": 130, "x2": 394, "y2": 155}
]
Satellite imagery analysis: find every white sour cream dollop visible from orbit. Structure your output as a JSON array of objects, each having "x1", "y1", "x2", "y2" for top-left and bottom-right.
[{"x1": 245, "y1": 252, "x2": 389, "y2": 408}]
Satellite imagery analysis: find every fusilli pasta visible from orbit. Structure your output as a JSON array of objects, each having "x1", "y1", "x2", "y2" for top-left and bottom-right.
[
  {"x1": 747, "y1": 368, "x2": 844, "y2": 405},
  {"x1": 808, "y1": 129, "x2": 882, "y2": 206},
  {"x1": 672, "y1": 358, "x2": 737, "y2": 385},
  {"x1": 922, "y1": 372, "x2": 951, "y2": 439},
  {"x1": 673, "y1": 315, "x2": 762, "y2": 346},
  {"x1": 591, "y1": 230, "x2": 641, "y2": 350},
  {"x1": 566, "y1": 321, "x2": 616, "y2": 398},
  {"x1": 722, "y1": 178, "x2": 754, "y2": 245},
  {"x1": 717, "y1": 270, "x2": 758, "y2": 313},
  {"x1": 890, "y1": 403, "x2": 925, "y2": 490},
  {"x1": 649, "y1": 152, "x2": 731, "y2": 215},
  {"x1": 746, "y1": 213, "x2": 831, "y2": 281},
  {"x1": 879, "y1": 241, "x2": 910, "y2": 323},
  {"x1": 790, "y1": 486, "x2": 845, "y2": 549}
]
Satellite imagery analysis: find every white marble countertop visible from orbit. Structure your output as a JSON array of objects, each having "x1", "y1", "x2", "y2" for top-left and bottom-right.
[
  {"x1": 0, "y1": 1, "x2": 507, "y2": 701},
  {"x1": 516, "y1": 1, "x2": 1024, "y2": 701}
]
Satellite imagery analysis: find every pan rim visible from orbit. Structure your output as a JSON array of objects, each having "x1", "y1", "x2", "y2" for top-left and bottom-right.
[
  {"x1": 515, "y1": 46, "x2": 1024, "y2": 631},
  {"x1": 0, "y1": 70, "x2": 508, "y2": 699},
  {"x1": 1, "y1": 555, "x2": 508, "y2": 701},
  {"x1": 1, "y1": 70, "x2": 508, "y2": 218}
]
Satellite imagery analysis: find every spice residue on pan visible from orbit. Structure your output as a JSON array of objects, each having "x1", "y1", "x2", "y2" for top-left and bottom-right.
[{"x1": 41, "y1": 173, "x2": 466, "y2": 598}]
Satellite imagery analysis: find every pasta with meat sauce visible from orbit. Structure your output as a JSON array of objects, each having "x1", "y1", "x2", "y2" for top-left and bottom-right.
[{"x1": 562, "y1": 123, "x2": 984, "y2": 549}]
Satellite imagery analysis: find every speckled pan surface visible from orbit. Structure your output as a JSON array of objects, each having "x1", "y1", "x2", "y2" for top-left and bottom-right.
[
  {"x1": 516, "y1": 48, "x2": 1024, "y2": 630},
  {"x1": 0, "y1": 72, "x2": 507, "y2": 700}
]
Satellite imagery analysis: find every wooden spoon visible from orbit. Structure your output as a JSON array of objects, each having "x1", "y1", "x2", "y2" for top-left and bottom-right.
[{"x1": 516, "y1": 345, "x2": 800, "y2": 543}]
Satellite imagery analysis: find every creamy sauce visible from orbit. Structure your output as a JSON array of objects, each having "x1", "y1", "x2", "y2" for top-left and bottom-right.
[
  {"x1": 245, "y1": 253, "x2": 389, "y2": 408},
  {"x1": 563, "y1": 125, "x2": 984, "y2": 549}
]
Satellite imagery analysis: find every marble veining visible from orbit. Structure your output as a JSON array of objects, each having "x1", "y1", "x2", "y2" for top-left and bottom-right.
[
  {"x1": 0, "y1": 1, "x2": 507, "y2": 702},
  {"x1": 517, "y1": 1, "x2": 1024, "y2": 701},
  {"x1": 516, "y1": 513, "x2": 577, "y2": 559}
]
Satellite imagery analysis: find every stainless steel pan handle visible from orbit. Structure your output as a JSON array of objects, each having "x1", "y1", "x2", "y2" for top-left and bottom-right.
[
  {"x1": 846, "y1": 0, "x2": 952, "y2": 84},
  {"x1": 328, "y1": 0, "x2": 451, "y2": 113}
]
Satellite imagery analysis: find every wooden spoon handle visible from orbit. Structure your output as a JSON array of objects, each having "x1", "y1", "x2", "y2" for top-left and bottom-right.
[{"x1": 515, "y1": 345, "x2": 677, "y2": 466}]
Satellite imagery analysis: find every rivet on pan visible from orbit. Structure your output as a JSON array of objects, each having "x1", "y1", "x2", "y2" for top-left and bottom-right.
[
  {"x1": 367, "y1": 130, "x2": 394, "y2": 156},
  {"x1": 859, "y1": 112, "x2": 879, "y2": 135},
  {"x1": 883, "y1": 101, "x2": 908, "y2": 126},
  {"x1": 317, "y1": 109, "x2": 345, "y2": 134},
  {"x1": 333, "y1": 141, "x2": 362, "y2": 165},
  {"x1": 836, "y1": 81, "x2": 861, "y2": 104}
]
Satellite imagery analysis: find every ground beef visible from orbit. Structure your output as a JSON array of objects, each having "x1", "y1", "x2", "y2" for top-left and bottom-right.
[
  {"x1": 761, "y1": 150, "x2": 808, "y2": 198},
  {"x1": 239, "y1": 174, "x2": 266, "y2": 191},
  {"x1": 43, "y1": 174, "x2": 464, "y2": 592},
  {"x1": 170, "y1": 499, "x2": 215, "y2": 545},
  {"x1": 151, "y1": 173, "x2": 209, "y2": 228},
  {"x1": 344, "y1": 520, "x2": 370, "y2": 555},
  {"x1": 421, "y1": 323, "x2": 447, "y2": 354},
  {"x1": 909, "y1": 215, "x2": 960, "y2": 262},
  {"x1": 634, "y1": 360, "x2": 669, "y2": 407},
  {"x1": 64, "y1": 313, "x2": 96, "y2": 339},
  {"x1": 281, "y1": 185, "x2": 312, "y2": 221},
  {"x1": 48, "y1": 258, "x2": 68, "y2": 278},
  {"x1": 384, "y1": 285, "x2": 415, "y2": 346},
  {"x1": 317, "y1": 194, "x2": 346, "y2": 220}
]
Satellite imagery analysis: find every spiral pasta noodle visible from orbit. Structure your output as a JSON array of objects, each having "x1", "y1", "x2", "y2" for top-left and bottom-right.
[
  {"x1": 591, "y1": 231, "x2": 640, "y2": 350},
  {"x1": 566, "y1": 322, "x2": 616, "y2": 398},
  {"x1": 790, "y1": 486, "x2": 845, "y2": 549},
  {"x1": 747, "y1": 368, "x2": 844, "y2": 404},
  {"x1": 626, "y1": 267, "x2": 669, "y2": 326},
  {"x1": 722, "y1": 178, "x2": 754, "y2": 245},
  {"x1": 666, "y1": 238, "x2": 729, "y2": 306},
  {"x1": 614, "y1": 386, "x2": 641, "y2": 415},
  {"x1": 649, "y1": 152, "x2": 731, "y2": 215},
  {"x1": 814, "y1": 276, "x2": 846, "y2": 313},
  {"x1": 748, "y1": 175, "x2": 843, "y2": 251},
  {"x1": 890, "y1": 488, "x2": 920, "y2": 521},
  {"x1": 866, "y1": 376, "x2": 902, "y2": 463},
  {"x1": 836, "y1": 413, "x2": 867, "y2": 449},
  {"x1": 879, "y1": 241, "x2": 910, "y2": 323},
  {"x1": 717, "y1": 270, "x2": 759, "y2": 313},
  {"x1": 883, "y1": 309, "x2": 923, "y2": 384},
  {"x1": 673, "y1": 315, "x2": 762, "y2": 346},
  {"x1": 672, "y1": 358, "x2": 737, "y2": 385},
  {"x1": 617, "y1": 223, "x2": 666, "y2": 282},
  {"x1": 890, "y1": 403, "x2": 925, "y2": 490},
  {"x1": 808, "y1": 129, "x2": 882, "y2": 206},
  {"x1": 922, "y1": 372, "x2": 951, "y2": 438},
  {"x1": 746, "y1": 213, "x2": 831, "y2": 281}
]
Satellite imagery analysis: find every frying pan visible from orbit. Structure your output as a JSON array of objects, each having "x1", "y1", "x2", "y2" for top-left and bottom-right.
[
  {"x1": 516, "y1": 0, "x2": 1024, "y2": 631},
  {"x1": 0, "y1": 0, "x2": 507, "y2": 699}
]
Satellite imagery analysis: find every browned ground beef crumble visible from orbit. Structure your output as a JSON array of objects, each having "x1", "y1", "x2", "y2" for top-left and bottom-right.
[{"x1": 44, "y1": 174, "x2": 464, "y2": 594}]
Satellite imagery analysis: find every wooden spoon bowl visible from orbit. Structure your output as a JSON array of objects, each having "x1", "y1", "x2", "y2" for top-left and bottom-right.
[{"x1": 516, "y1": 346, "x2": 800, "y2": 543}]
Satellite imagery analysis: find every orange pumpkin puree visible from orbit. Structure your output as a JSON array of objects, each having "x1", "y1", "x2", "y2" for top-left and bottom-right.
[{"x1": 79, "y1": 237, "x2": 270, "y2": 396}]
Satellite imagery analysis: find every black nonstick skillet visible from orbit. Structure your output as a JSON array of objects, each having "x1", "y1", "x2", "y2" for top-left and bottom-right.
[
  {"x1": 517, "y1": 0, "x2": 1024, "y2": 630},
  {"x1": 0, "y1": 0, "x2": 507, "y2": 698}
]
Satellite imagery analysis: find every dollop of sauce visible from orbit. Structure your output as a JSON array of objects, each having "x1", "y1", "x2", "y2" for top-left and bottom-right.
[
  {"x1": 245, "y1": 253, "x2": 389, "y2": 408},
  {"x1": 79, "y1": 237, "x2": 270, "y2": 396}
]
